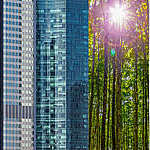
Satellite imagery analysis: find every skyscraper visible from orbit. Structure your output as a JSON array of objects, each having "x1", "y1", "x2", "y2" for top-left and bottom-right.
[
  {"x1": 36, "y1": 0, "x2": 88, "y2": 149},
  {"x1": 0, "y1": 0, "x2": 35, "y2": 149},
  {"x1": 0, "y1": 0, "x2": 88, "y2": 150}
]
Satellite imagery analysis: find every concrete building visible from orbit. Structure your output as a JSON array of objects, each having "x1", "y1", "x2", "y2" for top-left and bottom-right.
[{"x1": 0, "y1": 0, "x2": 35, "y2": 149}]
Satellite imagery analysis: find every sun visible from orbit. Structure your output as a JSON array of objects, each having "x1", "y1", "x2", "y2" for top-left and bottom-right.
[{"x1": 109, "y1": 4, "x2": 127, "y2": 29}]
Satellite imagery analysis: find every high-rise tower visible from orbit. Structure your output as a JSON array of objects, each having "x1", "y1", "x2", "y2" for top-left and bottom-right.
[
  {"x1": 36, "y1": 0, "x2": 89, "y2": 149},
  {"x1": 0, "y1": 0, "x2": 89, "y2": 149},
  {"x1": 0, "y1": 0, "x2": 35, "y2": 149}
]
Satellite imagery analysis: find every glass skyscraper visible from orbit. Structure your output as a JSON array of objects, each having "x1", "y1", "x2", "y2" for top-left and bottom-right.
[
  {"x1": 36, "y1": 0, "x2": 88, "y2": 149},
  {"x1": 0, "y1": 0, "x2": 88, "y2": 150}
]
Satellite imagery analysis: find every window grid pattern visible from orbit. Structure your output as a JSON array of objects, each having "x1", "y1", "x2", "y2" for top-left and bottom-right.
[
  {"x1": 3, "y1": 0, "x2": 34, "y2": 150},
  {"x1": 66, "y1": 0, "x2": 89, "y2": 149},
  {"x1": 36, "y1": 0, "x2": 66, "y2": 149},
  {"x1": 36, "y1": 0, "x2": 88, "y2": 150}
]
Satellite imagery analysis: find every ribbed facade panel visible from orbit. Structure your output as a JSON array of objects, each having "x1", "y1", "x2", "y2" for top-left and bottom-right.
[
  {"x1": 2, "y1": 0, "x2": 34, "y2": 149},
  {"x1": 0, "y1": 0, "x2": 4, "y2": 149}
]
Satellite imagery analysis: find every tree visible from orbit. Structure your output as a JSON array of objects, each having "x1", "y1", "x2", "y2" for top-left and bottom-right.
[{"x1": 88, "y1": 0, "x2": 149, "y2": 149}]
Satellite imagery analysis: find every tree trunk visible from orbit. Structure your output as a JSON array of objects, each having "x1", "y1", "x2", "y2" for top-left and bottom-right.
[
  {"x1": 101, "y1": 29, "x2": 108, "y2": 150},
  {"x1": 142, "y1": 69, "x2": 145, "y2": 150},
  {"x1": 89, "y1": 33, "x2": 96, "y2": 150},
  {"x1": 107, "y1": 50, "x2": 111, "y2": 150},
  {"x1": 144, "y1": 49, "x2": 148, "y2": 150},
  {"x1": 96, "y1": 39, "x2": 100, "y2": 150},
  {"x1": 123, "y1": 105, "x2": 126, "y2": 150},
  {"x1": 116, "y1": 44, "x2": 122, "y2": 150},
  {"x1": 112, "y1": 52, "x2": 116, "y2": 150},
  {"x1": 89, "y1": 1, "x2": 97, "y2": 149},
  {"x1": 127, "y1": 108, "x2": 129, "y2": 150},
  {"x1": 134, "y1": 47, "x2": 138, "y2": 150}
]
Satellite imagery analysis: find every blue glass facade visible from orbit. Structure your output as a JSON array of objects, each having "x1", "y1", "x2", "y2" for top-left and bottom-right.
[
  {"x1": 66, "y1": 1, "x2": 89, "y2": 149},
  {"x1": 36, "y1": 0, "x2": 66, "y2": 149},
  {"x1": 36, "y1": 0, "x2": 88, "y2": 149}
]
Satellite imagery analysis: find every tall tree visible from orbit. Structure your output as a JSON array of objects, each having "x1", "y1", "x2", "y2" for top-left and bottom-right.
[
  {"x1": 112, "y1": 49, "x2": 116, "y2": 150},
  {"x1": 101, "y1": 16, "x2": 108, "y2": 150},
  {"x1": 107, "y1": 50, "x2": 111, "y2": 150},
  {"x1": 88, "y1": 0, "x2": 149, "y2": 149},
  {"x1": 116, "y1": 41, "x2": 122, "y2": 150},
  {"x1": 142, "y1": 69, "x2": 145, "y2": 150},
  {"x1": 133, "y1": 47, "x2": 138, "y2": 150},
  {"x1": 89, "y1": 32, "x2": 96, "y2": 150},
  {"x1": 96, "y1": 38, "x2": 101, "y2": 150},
  {"x1": 144, "y1": 44, "x2": 148, "y2": 150}
]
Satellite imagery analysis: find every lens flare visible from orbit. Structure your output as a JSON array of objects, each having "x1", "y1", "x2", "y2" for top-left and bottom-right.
[{"x1": 110, "y1": 4, "x2": 126, "y2": 28}]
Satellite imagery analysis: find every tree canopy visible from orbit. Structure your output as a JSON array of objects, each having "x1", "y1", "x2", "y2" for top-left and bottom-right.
[{"x1": 88, "y1": 0, "x2": 149, "y2": 149}]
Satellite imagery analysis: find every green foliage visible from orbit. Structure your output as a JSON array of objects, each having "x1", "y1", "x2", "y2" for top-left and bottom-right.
[{"x1": 88, "y1": 0, "x2": 149, "y2": 149}]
